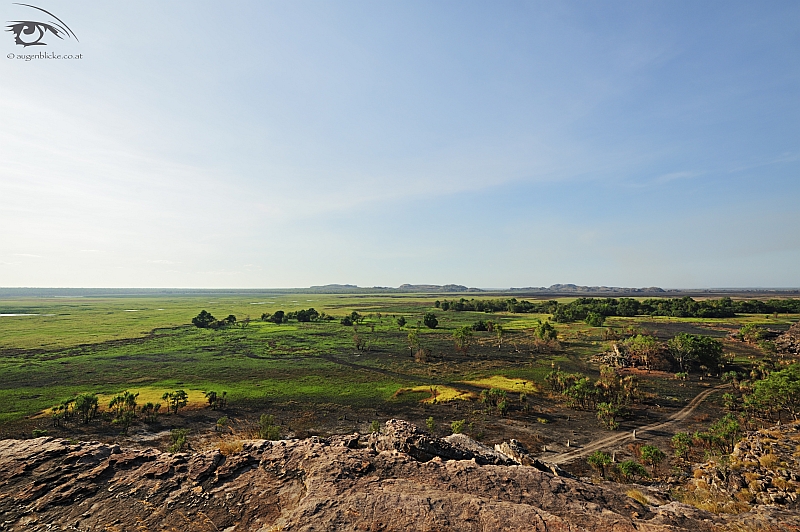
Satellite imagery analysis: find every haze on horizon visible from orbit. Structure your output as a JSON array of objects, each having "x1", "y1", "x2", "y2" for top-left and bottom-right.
[{"x1": 1, "y1": 1, "x2": 798, "y2": 290}]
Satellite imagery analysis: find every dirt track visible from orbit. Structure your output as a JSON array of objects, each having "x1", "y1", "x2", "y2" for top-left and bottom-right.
[{"x1": 548, "y1": 384, "x2": 729, "y2": 464}]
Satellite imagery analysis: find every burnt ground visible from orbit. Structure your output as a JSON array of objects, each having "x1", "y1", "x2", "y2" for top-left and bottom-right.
[{"x1": 1, "y1": 372, "x2": 730, "y2": 479}]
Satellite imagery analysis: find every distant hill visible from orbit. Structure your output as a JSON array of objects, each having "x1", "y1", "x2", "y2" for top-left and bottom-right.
[{"x1": 509, "y1": 284, "x2": 667, "y2": 294}]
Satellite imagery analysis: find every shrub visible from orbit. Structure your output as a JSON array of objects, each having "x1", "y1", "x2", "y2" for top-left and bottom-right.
[
  {"x1": 616, "y1": 460, "x2": 649, "y2": 482},
  {"x1": 258, "y1": 414, "x2": 281, "y2": 440},
  {"x1": 425, "y1": 416, "x2": 436, "y2": 434},
  {"x1": 451, "y1": 419, "x2": 465, "y2": 434},
  {"x1": 168, "y1": 428, "x2": 189, "y2": 453},
  {"x1": 586, "y1": 451, "x2": 611, "y2": 478}
]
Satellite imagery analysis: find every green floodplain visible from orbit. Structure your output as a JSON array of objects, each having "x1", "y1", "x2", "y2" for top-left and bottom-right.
[{"x1": 0, "y1": 291, "x2": 797, "y2": 425}]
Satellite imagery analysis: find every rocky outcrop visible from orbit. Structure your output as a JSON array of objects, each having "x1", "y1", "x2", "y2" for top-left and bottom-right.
[
  {"x1": 1, "y1": 421, "x2": 798, "y2": 531},
  {"x1": 687, "y1": 422, "x2": 800, "y2": 508},
  {"x1": 775, "y1": 321, "x2": 800, "y2": 356}
]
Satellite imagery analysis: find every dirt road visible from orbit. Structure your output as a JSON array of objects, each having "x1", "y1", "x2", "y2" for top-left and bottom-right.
[{"x1": 547, "y1": 384, "x2": 729, "y2": 465}]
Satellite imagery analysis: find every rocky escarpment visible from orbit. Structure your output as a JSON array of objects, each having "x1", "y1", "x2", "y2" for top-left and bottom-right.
[{"x1": 0, "y1": 420, "x2": 798, "y2": 531}]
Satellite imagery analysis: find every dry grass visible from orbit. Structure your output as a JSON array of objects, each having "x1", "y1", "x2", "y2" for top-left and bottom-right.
[
  {"x1": 674, "y1": 489, "x2": 750, "y2": 515},
  {"x1": 626, "y1": 489, "x2": 650, "y2": 506},
  {"x1": 758, "y1": 453, "x2": 779, "y2": 468},
  {"x1": 743, "y1": 472, "x2": 761, "y2": 483},
  {"x1": 712, "y1": 520, "x2": 797, "y2": 532},
  {"x1": 218, "y1": 439, "x2": 244, "y2": 456}
]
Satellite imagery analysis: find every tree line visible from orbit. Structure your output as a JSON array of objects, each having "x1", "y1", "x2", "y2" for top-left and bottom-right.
[{"x1": 435, "y1": 296, "x2": 800, "y2": 321}]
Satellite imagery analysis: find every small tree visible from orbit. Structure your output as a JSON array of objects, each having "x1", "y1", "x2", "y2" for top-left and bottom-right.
[
  {"x1": 74, "y1": 393, "x2": 99, "y2": 425},
  {"x1": 141, "y1": 402, "x2": 161, "y2": 423},
  {"x1": 495, "y1": 325, "x2": 505, "y2": 349},
  {"x1": 450, "y1": 419, "x2": 465, "y2": 434},
  {"x1": 587, "y1": 451, "x2": 612, "y2": 478},
  {"x1": 407, "y1": 329, "x2": 420, "y2": 357},
  {"x1": 616, "y1": 460, "x2": 649, "y2": 482},
  {"x1": 671, "y1": 432, "x2": 692, "y2": 461},
  {"x1": 396, "y1": 316, "x2": 407, "y2": 328},
  {"x1": 112, "y1": 410, "x2": 136, "y2": 434},
  {"x1": 639, "y1": 445, "x2": 666, "y2": 476},
  {"x1": 205, "y1": 390, "x2": 227, "y2": 410},
  {"x1": 192, "y1": 310, "x2": 216, "y2": 328},
  {"x1": 453, "y1": 326, "x2": 473, "y2": 354},
  {"x1": 423, "y1": 312, "x2": 438, "y2": 329},
  {"x1": 162, "y1": 390, "x2": 189, "y2": 415},
  {"x1": 596, "y1": 402, "x2": 620, "y2": 430}
]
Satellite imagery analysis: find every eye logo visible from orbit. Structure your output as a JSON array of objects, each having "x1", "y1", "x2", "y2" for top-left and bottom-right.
[{"x1": 6, "y1": 3, "x2": 77, "y2": 47}]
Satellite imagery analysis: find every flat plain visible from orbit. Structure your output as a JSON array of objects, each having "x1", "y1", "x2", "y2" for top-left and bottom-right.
[{"x1": 0, "y1": 290, "x2": 796, "y2": 477}]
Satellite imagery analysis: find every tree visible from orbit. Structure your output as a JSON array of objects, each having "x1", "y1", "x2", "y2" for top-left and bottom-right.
[
  {"x1": 295, "y1": 308, "x2": 319, "y2": 322},
  {"x1": 192, "y1": 310, "x2": 216, "y2": 328},
  {"x1": 162, "y1": 389, "x2": 188, "y2": 415},
  {"x1": 205, "y1": 390, "x2": 227, "y2": 410},
  {"x1": 450, "y1": 419, "x2": 465, "y2": 434},
  {"x1": 269, "y1": 310, "x2": 285, "y2": 324},
  {"x1": 668, "y1": 333, "x2": 723, "y2": 372},
  {"x1": 224, "y1": 314, "x2": 237, "y2": 325},
  {"x1": 453, "y1": 326, "x2": 473, "y2": 354},
  {"x1": 109, "y1": 391, "x2": 138, "y2": 419},
  {"x1": 495, "y1": 324, "x2": 505, "y2": 349},
  {"x1": 533, "y1": 320, "x2": 558, "y2": 341},
  {"x1": 738, "y1": 323, "x2": 767, "y2": 343},
  {"x1": 639, "y1": 445, "x2": 666, "y2": 476},
  {"x1": 585, "y1": 312, "x2": 605, "y2": 327},
  {"x1": 596, "y1": 402, "x2": 620, "y2": 430},
  {"x1": 671, "y1": 432, "x2": 692, "y2": 460},
  {"x1": 74, "y1": 393, "x2": 99, "y2": 425},
  {"x1": 423, "y1": 312, "x2": 438, "y2": 329},
  {"x1": 396, "y1": 316, "x2": 407, "y2": 328},
  {"x1": 587, "y1": 451, "x2": 612, "y2": 478},
  {"x1": 623, "y1": 334, "x2": 659, "y2": 370},
  {"x1": 407, "y1": 329, "x2": 420, "y2": 357},
  {"x1": 141, "y1": 402, "x2": 161, "y2": 423},
  {"x1": 747, "y1": 364, "x2": 800, "y2": 422}
]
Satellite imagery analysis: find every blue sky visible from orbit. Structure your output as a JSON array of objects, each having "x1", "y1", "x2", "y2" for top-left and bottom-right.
[{"x1": 1, "y1": 1, "x2": 798, "y2": 288}]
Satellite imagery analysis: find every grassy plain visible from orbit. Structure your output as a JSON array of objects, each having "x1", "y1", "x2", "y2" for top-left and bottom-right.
[{"x1": 0, "y1": 292, "x2": 795, "y2": 434}]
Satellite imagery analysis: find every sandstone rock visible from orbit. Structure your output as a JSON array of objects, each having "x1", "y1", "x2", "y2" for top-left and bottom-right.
[{"x1": 0, "y1": 422, "x2": 798, "y2": 531}]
